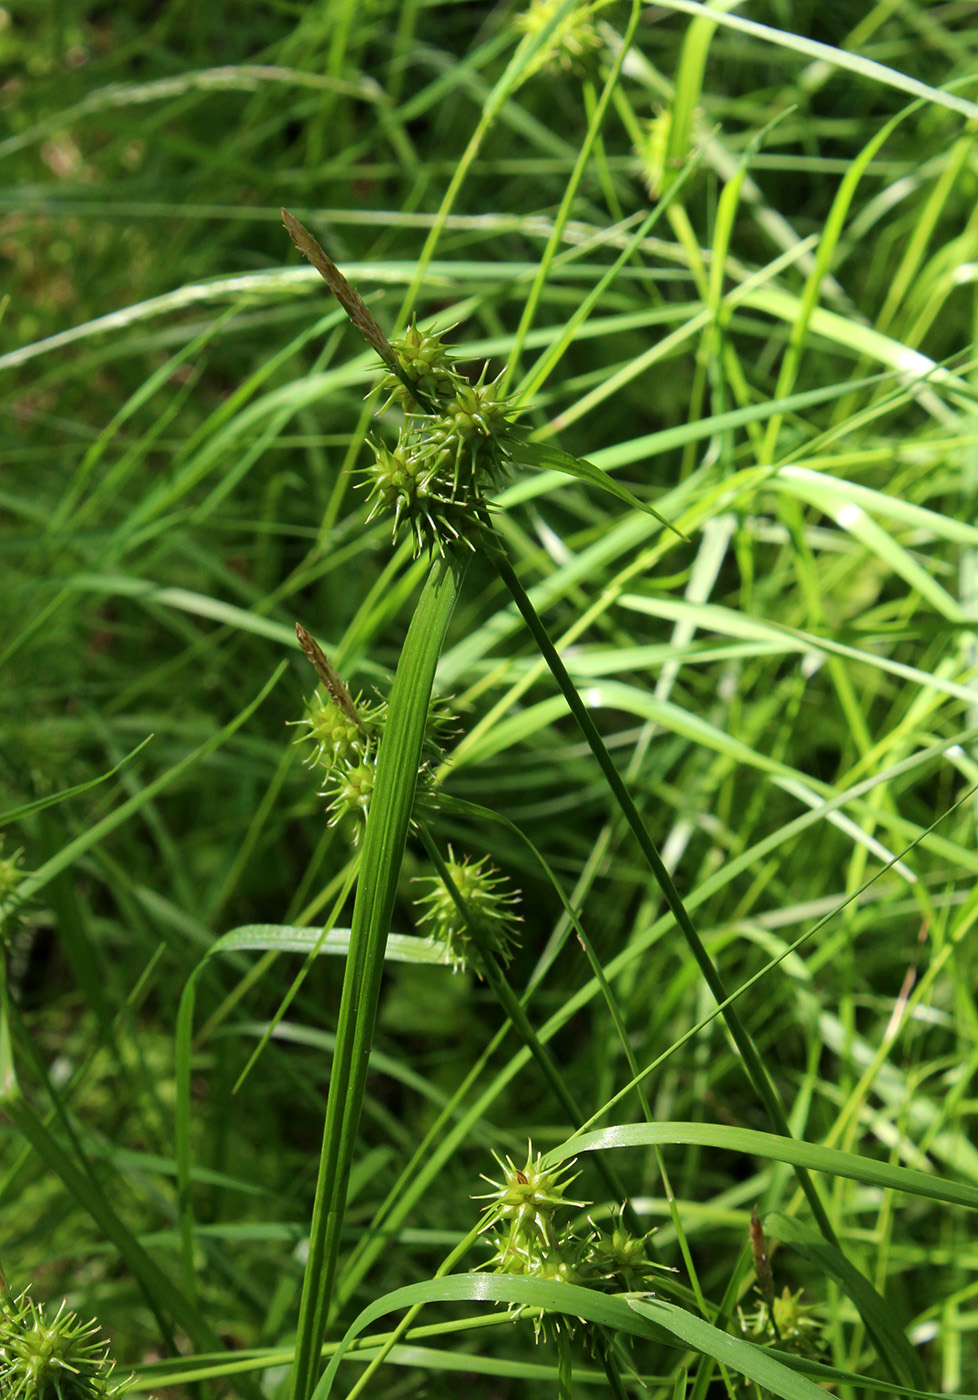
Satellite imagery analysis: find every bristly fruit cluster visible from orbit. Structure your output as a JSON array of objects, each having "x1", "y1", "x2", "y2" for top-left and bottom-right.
[
  {"x1": 738, "y1": 1209, "x2": 824, "y2": 1361},
  {"x1": 414, "y1": 849, "x2": 521, "y2": 973},
  {"x1": 476, "y1": 1146, "x2": 667, "y2": 1341},
  {"x1": 0, "y1": 838, "x2": 24, "y2": 903},
  {"x1": 0, "y1": 1287, "x2": 132, "y2": 1400},
  {"x1": 282, "y1": 210, "x2": 519, "y2": 557},
  {"x1": 290, "y1": 624, "x2": 385, "y2": 839},
  {"x1": 283, "y1": 208, "x2": 682, "y2": 555},
  {"x1": 292, "y1": 623, "x2": 454, "y2": 839},
  {"x1": 513, "y1": 0, "x2": 608, "y2": 77},
  {"x1": 364, "y1": 319, "x2": 521, "y2": 556}
]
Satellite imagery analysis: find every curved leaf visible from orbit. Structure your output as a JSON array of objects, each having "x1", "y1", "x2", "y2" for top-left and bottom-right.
[
  {"x1": 211, "y1": 924, "x2": 451, "y2": 966},
  {"x1": 544, "y1": 1122, "x2": 978, "y2": 1211},
  {"x1": 502, "y1": 435, "x2": 687, "y2": 539},
  {"x1": 311, "y1": 1272, "x2": 827, "y2": 1400},
  {"x1": 628, "y1": 1296, "x2": 828, "y2": 1400},
  {"x1": 312, "y1": 1273, "x2": 673, "y2": 1400}
]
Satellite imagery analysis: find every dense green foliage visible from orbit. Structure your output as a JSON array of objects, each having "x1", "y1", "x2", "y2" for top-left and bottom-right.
[{"x1": 2, "y1": 2, "x2": 978, "y2": 1397}]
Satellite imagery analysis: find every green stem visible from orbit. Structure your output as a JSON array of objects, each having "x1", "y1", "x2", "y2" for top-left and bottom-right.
[
  {"x1": 289, "y1": 553, "x2": 465, "y2": 1400},
  {"x1": 595, "y1": 1330, "x2": 632, "y2": 1400},
  {"x1": 556, "y1": 1325, "x2": 574, "y2": 1400},
  {"x1": 416, "y1": 823, "x2": 641, "y2": 1232},
  {"x1": 485, "y1": 538, "x2": 840, "y2": 1250}
]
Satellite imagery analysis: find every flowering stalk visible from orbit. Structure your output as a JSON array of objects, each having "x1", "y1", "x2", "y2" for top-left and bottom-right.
[
  {"x1": 282, "y1": 213, "x2": 666, "y2": 1400},
  {"x1": 292, "y1": 625, "x2": 455, "y2": 841},
  {"x1": 739, "y1": 1214, "x2": 824, "y2": 1360}
]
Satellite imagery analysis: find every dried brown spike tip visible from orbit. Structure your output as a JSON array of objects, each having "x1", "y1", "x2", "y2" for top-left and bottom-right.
[
  {"x1": 282, "y1": 208, "x2": 397, "y2": 369},
  {"x1": 295, "y1": 623, "x2": 365, "y2": 733},
  {"x1": 750, "y1": 1205, "x2": 775, "y2": 1304}
]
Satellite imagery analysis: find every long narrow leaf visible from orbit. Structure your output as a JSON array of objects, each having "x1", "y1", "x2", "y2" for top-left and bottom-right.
[
  {"x1": 290, "y1": 553, "x2": 464, "y2": 1400},
  {"x1": 503, "y1": 435, "x2": 687, "y2": 538},
  {"x1": 543, "y1": 1122, "x2": 978, "y2": 1212}
]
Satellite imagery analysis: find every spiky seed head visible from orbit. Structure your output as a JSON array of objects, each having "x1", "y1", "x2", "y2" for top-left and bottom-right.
[
  {"x1": 382, "y1": 320, "x2": 463, "y2": 409},
  {"x1": 290, "y1": 693, "x2": 364, "y2": 770},
  {"x1": 0, "y1": 839, "x2": 25, "y2": 902},
  {"x1": 475, "y1": 1144, "x2": 585, "y2": 1241},
  {"x1": 322, "y1": 761, "x2": 376, "y2": 839},
  {"x1": 481, "y1": 1223, "x2": 587, "y2": 1342},
  {"x1": 772, "y1": 1286, "x2": 822, "y2": 1343},
  {"x1": 366, "y1": 348, "x2": 517, "y2": 555},
  {"x1": 581, "y1": 1207, "x2": 666, "y2": 1292},
  {"x1": 0, "y1": 1289, "x2": 132, "y2": 1400},
  {"x1": 514, "y1": 0, "x2": 606, "y2": 76},
  {"x1": 414, "y1": 850, "x2": 521, "y2": 972}
]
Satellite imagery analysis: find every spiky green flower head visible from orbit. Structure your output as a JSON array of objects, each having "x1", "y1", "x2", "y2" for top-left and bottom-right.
[
  {"x1": 483, "y1": 1223, "x2": 542, "y2": 1278},
  {"x1": 739, "y1": 1284, "x2": 823, "y2": 1355},
  {"x1": 0, "y1": 1289, "x2": 131, "y2": 1400},
  {"x1": 381, "y1": 319, "x2": 463, "y2": 411},
  {"x1": 475, "y1": 1144, "x2": 586, "y2": 1243},
  {"x1": 414, "y1": 850, "x2": 521, "y2": 973},
  {"x1": 482, "y1": 1223, "x2": 588, "y2": 1342},
  {"x1": 412, "y1": 366, "x2": 517, "y2": 495},
  {"x1": 772, "y1": 1286, "x2": 823, "y2": 1347},
  {"x1": 635, "y1": 107, "x2": 688, "y2": 200},
  {"x1": 514, "y1": 0, "x2": 608, "y2": 76},
  {"x1": 363, "y1": 358, "x2": 520, "y2": 556},
  {"x1": 581, "y1": 1208, "x2": 665, "y2": 1292},
  {"x1": 321, "y1": 759, "x2": 376, "y2": 840},
  {"x1": 363, "y1": 435, "x2": 443, "y2": 554},
  {"x1": 420, "y1": 693, "x2": 456, "y2": 762},
  {"x1": 290, "y1": 688, "x2": 384, "y2": 772},
  {"x1": 0, "y1": 839, "x2": 25, "y2": 903}
]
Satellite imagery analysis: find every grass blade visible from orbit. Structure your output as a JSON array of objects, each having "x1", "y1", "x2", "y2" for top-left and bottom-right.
[{"x1": 290, "y1": 553, "x2": 464, "y2": 1400}]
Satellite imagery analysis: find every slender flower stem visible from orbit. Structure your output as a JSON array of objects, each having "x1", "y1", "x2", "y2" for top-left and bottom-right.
[
  {"x1": 484, "y1": 535, "x2": 841, "y2": 1250},
  {"x1": 416, "y1": 822, "x2": 642, "y2": 1232}
]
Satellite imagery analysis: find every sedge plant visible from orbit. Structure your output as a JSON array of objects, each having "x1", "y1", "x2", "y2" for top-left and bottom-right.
[
  {"x1": 278, "y1": 210, "x2": 929, "y2": 1400},
  {"x1": 6, "y1": 4, "x2": 978, "y2": 1399}
]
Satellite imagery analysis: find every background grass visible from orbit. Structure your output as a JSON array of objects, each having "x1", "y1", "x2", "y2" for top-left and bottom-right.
[{"x1": 2, "y1": 1, "x2": 978, "y2": 1396}]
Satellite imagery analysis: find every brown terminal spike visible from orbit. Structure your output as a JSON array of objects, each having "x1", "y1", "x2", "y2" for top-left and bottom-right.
[
  {"x1": 750, "y1": 1205, "x2": 775, "y2": 1305},
  {"x1": 282, "y1": 208, "x2": 398, "y2": 371},
  {"x1": 295, "y1": 624, "x2": 365, "y2": 734}
]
